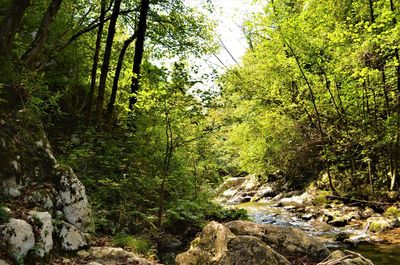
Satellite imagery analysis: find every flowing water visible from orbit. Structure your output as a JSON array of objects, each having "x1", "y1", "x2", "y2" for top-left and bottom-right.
[{"x1": 236, "y1": 202, "x2": 400, "y2": 265}]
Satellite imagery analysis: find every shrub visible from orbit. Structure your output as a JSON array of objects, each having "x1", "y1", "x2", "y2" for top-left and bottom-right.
[{"x1": 112, "y1": 234, "x2": 154, "y2": 256}]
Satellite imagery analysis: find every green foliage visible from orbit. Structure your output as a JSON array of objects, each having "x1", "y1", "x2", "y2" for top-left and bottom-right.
[
  {"x1": 384, "y1": 206, "x2": 400, "y2": 218},
  {"x1": 211, "y1": 0, "x2": 400, "y2": 195},
  {"x1": 112, "y1": 234, "x2": 154, "y2": 256},
  {"x1": 0, "y1": 205, "x2": 10, "y2": 224}
]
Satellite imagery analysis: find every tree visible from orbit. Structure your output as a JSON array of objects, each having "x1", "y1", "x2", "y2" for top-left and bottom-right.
[
  {"x1": 87, "y1": 0, "x2": 108, "y2": 122},
  {"x1": 0, "y1": 0, "x2": 30, "y2": 59},
  {"x1": 129, "y1": 0, "x2": 150, "y2": 110},
  {"x1": 95, "y1": 0, "x2": 122, "y2": 120},
  {"x1": 22, "y1": 0, "x2": 64, "y2": 66}
]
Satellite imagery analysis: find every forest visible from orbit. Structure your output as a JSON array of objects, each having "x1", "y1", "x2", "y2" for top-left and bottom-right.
[{"x1": 1, "y1": 0, "x2": 400, "y2": 264}]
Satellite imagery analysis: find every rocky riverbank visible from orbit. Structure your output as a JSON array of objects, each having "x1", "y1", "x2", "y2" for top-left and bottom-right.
[
  {"x1": 176, "y1": 221, "x2": 373, "y2": 265},
  {"x1": 216, "y1": 174, "x2": 400, "y2": 249}
]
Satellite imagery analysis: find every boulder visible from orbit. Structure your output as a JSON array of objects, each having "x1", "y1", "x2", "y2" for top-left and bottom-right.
[
  {"x1": 0, "y1": 259, "x2": 10, "y2": 265},
  {"x1": 176, "y1": 221, "x2": 290, "y2": 265},
  {"x1": 225, "y1": 220, "x2": 329, "y2": 261},
  {"x1": 1, "y1": 177, "x2": 21, "y2": 198},
  {"x1": 56, "y1": 167, "x2": 91, "y2": 232},
  {"x1": 26, "y1": 189, "x2": 54, "y2": 212},
  {"x1": 57, "y1": 221, "x2": 88, "y2": 251},
  {"x1": 219, "y1": 236, "x2": 290, "y2": 265},
  {"x1": 0, "y1": 218, "x2": 35, "y2": 259},
  {"x1": 279, "y1": 192, "x2": 313, "y2": 208},
  {"x1": 28, "y1": 211, "x2": 53, "y2": 257},
  {"x1": 88, "y1": 247, "x2": 156, "y2": 264},
  {"x1": 323, "y1": 250, "x2": 373, "y2": 265},
  {"x1": 366, "y1": 216, "x2": 392, "y2": 233}
]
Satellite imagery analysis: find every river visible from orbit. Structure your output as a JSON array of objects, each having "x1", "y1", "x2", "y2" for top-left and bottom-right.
[{"x1": 236, "y1": 202, "x2": 400, "y2": 265}]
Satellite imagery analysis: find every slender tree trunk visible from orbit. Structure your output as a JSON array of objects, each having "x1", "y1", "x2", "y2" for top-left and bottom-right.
[
  {"x1": 368, "y1": 0, "x2": 375, "y2": 23},
  {"x1": 87, "y1": 0, "x2": 107, "y2": 122},
  {"x1": 22, "y1": 0, "x2": 63, "y2": 65},
  {"x1": 382, "y1": 68, "x2": 394, "y2": 188},
  {"x1": 0, "y1": 0, "x2": 30, "y2": 58},
  {"x1": 95, "y1": 0, "x2": 122, "y2": 121},
  {"x1": 106, "y1": 33, "x2": 137, "y2": 120},
  {"x1": 129, "y1": 0, "x2": 150, "y2": 110},
  {"x1": 281, "y1": 34, "x2": 337, "y2": 194},
  {"x1": 335, "y1": 81, "x2": 346, "y2": 116},
  {"x1": 157, "y1": 104, "x2": 173, "y2": 228},
  {"x1": 390, "y1": 0, "x2": 400, "y2": 190}
]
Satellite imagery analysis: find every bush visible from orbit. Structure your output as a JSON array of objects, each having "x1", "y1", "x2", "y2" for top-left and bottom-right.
[
  {"x1": 112, "y1": 234, "x2": 154, "y2": 256},
  {"x1": 0, "y1": 205, "x2": 10, "y2": 224}
]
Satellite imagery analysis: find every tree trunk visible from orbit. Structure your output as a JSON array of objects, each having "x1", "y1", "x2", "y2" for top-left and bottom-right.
[
  {"x1": 281, "y1": 34, "x2": 337, "y2": 194},
  {"x1": 368, "y1": 0, "x2": 375, "y2": 23},
  {"x1": 157, "y1": 104, "x2": 173, "y2": 228},
  {"x1": 129, "y1": 0, "x2": 150, "y2": 110},
  {"x1": 106, "y1": 33, "x2": 137, "y2": 120},
  {"x1": 22, "y1": 0, "x2": 63, "y2": 65},
  {"x1": 390, "y1": 0, "x2": 400, "y2": 190},
  {"x1": 87, "y1": 0, "x2": 107, "y2": 122},
  {"x1": 95, "y1": 0, "x2": 122, "y2": 121},
  {"x1": 0, "y1": 0, "x2": 30, "y2": 58}
]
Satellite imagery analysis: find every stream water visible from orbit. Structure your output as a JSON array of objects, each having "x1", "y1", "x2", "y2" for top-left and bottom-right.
[{"x1": 236, "y1": 202, "x2": 400, "y2": 265}]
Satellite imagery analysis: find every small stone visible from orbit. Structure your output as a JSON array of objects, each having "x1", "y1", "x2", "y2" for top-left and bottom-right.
[
  {"x1": 301, "y1": 213, "x2": 314, "y2": 220},
  {"x1": 0, "y1": 259, "x2": 10, "y2": 265},
  {"x1": 77, "y1": 250, "x2": 91, "y2": 258}
]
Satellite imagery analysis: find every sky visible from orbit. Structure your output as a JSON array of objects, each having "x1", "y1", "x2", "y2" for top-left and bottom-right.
[
  {"x1": 210, "y1": 0, "x2": 261, "y2": 68},
  {"x1": 185, "y1": 0, "x2": 264, "y2": 93}
]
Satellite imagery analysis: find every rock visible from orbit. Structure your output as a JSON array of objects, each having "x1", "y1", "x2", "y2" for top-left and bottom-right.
[
  {"x1": 329, "y1": 215, "x2": 352, "y2": 227},
  {"x1": 227, "y1": 195, "x2": 252, "y2": 205},
  {"x1": 0, "y1": 218, "x2": 35, "y2": 259},
  {"x1": 56, "y1": 167, "x2": 91, "y2": 232},
  {"x1": 366, "y1": 216, "x2": 392, "y2": 232},
  {"x1": 322, "y1": 209, "x2": 353, "y2": 227},
  {"x1": 0, "y1": 259, "x2": 10, "y2": 265},
  {"x1": 1, "y1": 177, "x2": 21, "y2": 198},
  {"x1": 301, "y1": 213, "x2": 315, "y2": 220},
  {"x1": 26, "y1": 190, "x2": 54, "y2": 212},
  {"x1": 242, "y1": 174, "x2": 259, "y2": 191},
  {"x1": 87, "y1": 262, "x2": 102, "y2": 265},
  {"x1": 176, "y1": 221, "x2": 290, "y2": 265},
  {"x1": 28, "y1": 211, "x2": 53, "y2": 257},
  {"x1": 225, "y1": 220, "x2": 330, "y2": 261},
  {"x1": 216, "y1": 177, "x2": 246, "y2": 195},
  {"x1": 176, "y1": 248, "x2": 213, "y2": 265},
  {"x1": 89, "y1": 247, "x2": 155, "y2": 264},
  {"x1": 360, "y1": 207, "x2": 375, "y2": 219},
  {"x1": 221, "y1": 188, "x2": 237, "y2": 198},
  {"x1": 327, "y1": 250, "x2": 373, "y2": 265},
  {"x1": 387, "y1": 191, "x2": 399, "y2": 201},
  {"x1": 57, "y1": 221, "x2": 88, "y2": 251},
  {"x1": 279, "y1": 192, "x2": 313, "y2": 208},
  {"x1": 219, "y1": 236, "x2": 290, "y2": 265},
  {"x1": 256, "y1": 185, "x2": 276, "y2": 198},
  {"x1": 77, "y1": 249, "x2": 91, "y2": 258}
]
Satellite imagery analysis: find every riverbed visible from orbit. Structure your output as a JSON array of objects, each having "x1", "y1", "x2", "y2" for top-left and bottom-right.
[{"x1": 236, "y1": 202, "x2": 400, "y2": 265}]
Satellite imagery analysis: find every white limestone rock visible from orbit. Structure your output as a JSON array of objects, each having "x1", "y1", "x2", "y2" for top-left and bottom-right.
[
  {"x1": 1, "y1": 177, "x2": 21, "y2": 198},
  {"x1": 28, "y1": 211, "x2": 53, "y2": 257},
  {"x1": 0, "y1": 219, "x2": 35, "y2": 259},
  {"x1": 58, "y1": 221, "x2": 88, "y2": 251},
  {"x1": 0, "y1": 259, "x2": 10, "y2": 265},
  {"x1": 57, "y1": 167, "x2": 91, "y2": 232}
]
